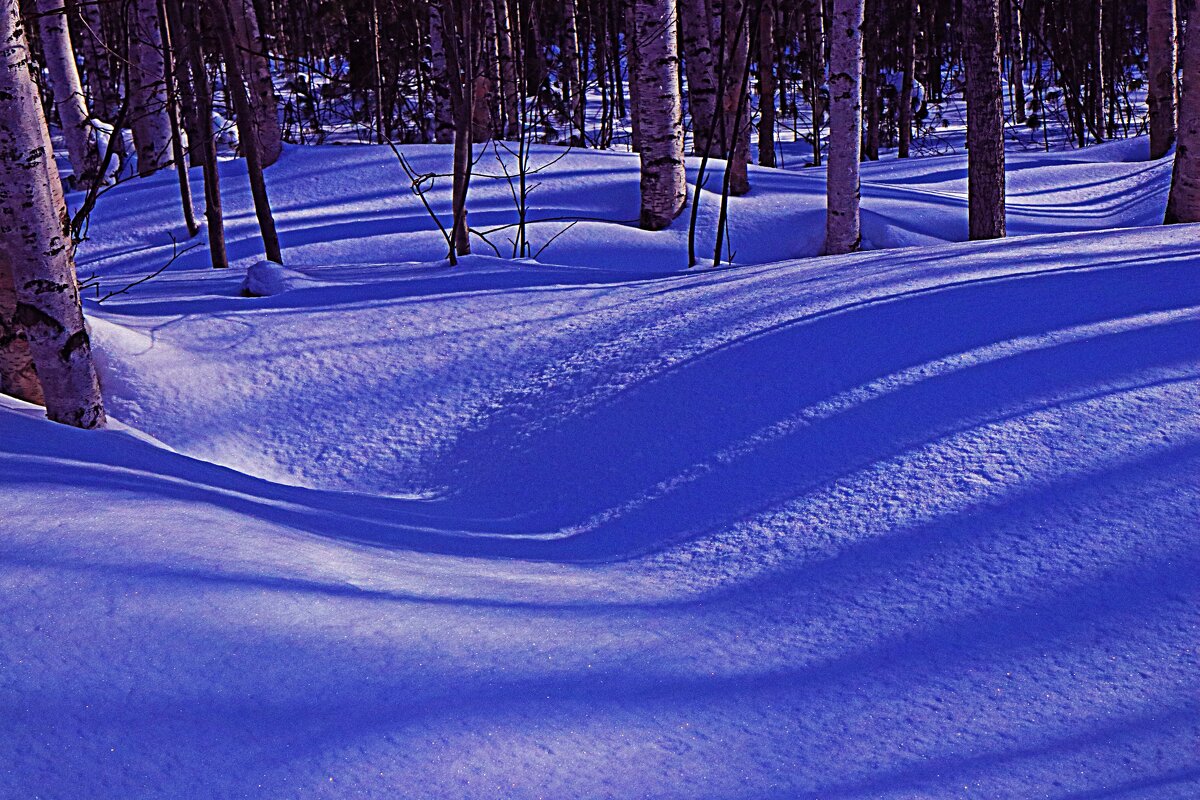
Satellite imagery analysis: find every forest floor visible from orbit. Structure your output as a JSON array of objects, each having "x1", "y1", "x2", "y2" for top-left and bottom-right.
[{"x1": 2, "y1": 136, "x2": 1198, "y2": 798}]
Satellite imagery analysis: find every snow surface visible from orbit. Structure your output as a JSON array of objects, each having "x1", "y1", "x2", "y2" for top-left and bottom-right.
[{"x1": 3, "y1": 138, "x2": 1199, "y2": 798}]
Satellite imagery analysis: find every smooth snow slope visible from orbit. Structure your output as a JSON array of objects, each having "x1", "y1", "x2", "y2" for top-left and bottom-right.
[{"x1": 4, "y1": 208, "x2": 1200, "y2": 797}]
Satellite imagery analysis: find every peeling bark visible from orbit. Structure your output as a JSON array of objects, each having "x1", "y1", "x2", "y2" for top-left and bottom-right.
[
  {"x1": 0, "y1": 1, "x2": 105, "y2": 427},
  {"x1": 632, "y1": 0, "x2": 686, "y2": 230},
  {"x1": 825, "y1": 0, "x2": 863, "y2": 255}
]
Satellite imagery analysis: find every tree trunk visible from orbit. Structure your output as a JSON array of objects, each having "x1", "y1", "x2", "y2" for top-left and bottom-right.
[
  {"x1": 897, "y1": 0, "x2": 917, "y2": 158},
  {"x1": 440, "y1": 0, "x2": 477, "y2": 259},
  {"x1": 429, "y1": 2, "x2": 454, "y2": 143},
  {"x1": 1008, "y1": 0, "x2": 1026, "y2": 124},
  {"x1": 494, "y1": 0, "x2": 519, "y2": 138},
  {"x1": 805, "y1": 0, "x2": 825, "y2": 167},
  {"x1": 33, "y1": 0, "x2": 102, "y2": 186},
  {"x1": 624, "y1": 0, "x2": 643, "y2": 152},
  {"x1": 632, "y1": 0, "x2": 686, "y2": 230},
  {"x1": 156, "y1": 0, "x2": 198, "y2": 236},
  {"x1": 74, "y1": 0, "x2": 121, "y2": 121},
  {"x1": 562, "y1": 0, "x2": 585, "y2": 144},
  {"x1": 209, "y1": 0, "x2": 282, "y2": 262},
  {"x1": 679, "y1": 0, "x2": 718, "y2": 156},
  {"x1": 226, "y1": 0, "x2": 282, "y2": 167},
  {"x1": 1166, "y1": 0, "x2": 1200, "y2": 223},
  {"x1": 127, "y1": 0, "x2": 174, "y2": 175},
  {"x1": 757, "y1": 0, "x2": 776, "y2": 168},
  {"x1": 0, "y1": 256, "x2": 43, "y2": 405},
  {"x1": 0, "y1": 0, "x2": 105, "y2": 427},
  {"x1": 1148, "y1": 0, "x2": 1178, "y2": 160},
  {"x1": 825, "y1": 0, "x2": 863, "y2": 255},
  {"x1": 721, "y1": 0, "x2": 751, "y2": 195},
  {"x1": 175, "y1": 0, "x2": 227, "y2": 268},
  {"x1": 862, "y1": 0, "x2": 880, "y2": 160},
  {"x1": 964, "y1": 0, "x2": 1006, "y2": 240}
]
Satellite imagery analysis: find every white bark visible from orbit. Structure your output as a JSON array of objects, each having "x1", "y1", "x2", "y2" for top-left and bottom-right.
[
  {"x1": 0, "y1": 1, "x2": 105, "y2": 427},
  {"x1": 75, "y1": 0, "x2": 121, "y2": 120},
  {"x1": 824, "y1": 0, "x2": 863, "y2": 255},
  {"x1": 33, "y1": 0, "x2": 101, "y2": 186},
  {"x1": 127, "y1": 0, "x2": 173, "y2": 175},
  {"x1": 1148, "y1": 0, "x2": 1178, "y2": 161},
  {"x1": 227, "y1": 0, "x2": 282, "y2": 167},
  {"x1": 632, "y1": 0, "x2": 687, "y2": 230},
  {"x1": 1166, "y1": 0, "x2": 1200, "y2": 223}
]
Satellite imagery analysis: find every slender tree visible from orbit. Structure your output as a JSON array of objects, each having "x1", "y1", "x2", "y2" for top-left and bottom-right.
[
  {"x1": 0, "y1": 0, "x2": 105, "y2": 427},
  {"x1": 632, "y1": 0, "x2": 687, "y2": 230},
  {"x1": 964, "y1": 0, "x2": 1005, "y2": 239},
  {"x1": 1148, "y1": 0, "x2": 1178, "y2": 160},
  {"x1": 825, "y1": 0, "x2": 864, "y2": 255}
]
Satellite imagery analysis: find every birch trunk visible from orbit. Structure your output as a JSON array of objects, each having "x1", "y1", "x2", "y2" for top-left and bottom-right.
[
  {"x1": 964, "y1": 0, "x2": 1006, "y2": 239},
  {"x1": 74, "y1": 0, "x2": 121, "y2": 121},
  {"x1": 679, "y1": 0, "x2": 718, "y2": 156},
  {"x1": 33, "y1": 0, "x2": 102, "y2": 186},
  {"x1": 624, "y1": 0, "x2": 643, "y2": 153},
  {"x1": 227, "y1": 0, "x2": 282, "y2": 167},
  {"x1": 429, "y1": 2, "x2": 454, "y2": 144},
  {"x1": 805, "y1": 0, "x2": 825, "y2": 167},
  {"x1": 127, "y1": 0, "x2": 173, "y2": 175},
  {"x1": 1166, "y1": 0, "x2": 1200, "y2": 223},
  {"x1": 562, "y1": 0, "x2": 585, "y2": 144},
  {"x1": 824, "y1": 0, "x2": 863, "y2": 255},
  {"x1": 494, "y1": 0, "x2": 519, "y2": 138},
  {"x1": 0, "y1": 259, "x2": 43, "y2": 405},
  {"x1": 1148, "y1": 0, "x2": 1178, "y2": 161},
  {"x1": 632, "y1": 0, "x2": 686, "y2": 230},
  {"x1": 0, "y1": 1, "x2": 105, "y2": 427}
]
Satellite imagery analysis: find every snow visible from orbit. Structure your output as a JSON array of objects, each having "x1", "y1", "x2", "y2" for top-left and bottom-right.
[{"x1": 4, "y1": 136, "x2": 1200, "y2": 798}]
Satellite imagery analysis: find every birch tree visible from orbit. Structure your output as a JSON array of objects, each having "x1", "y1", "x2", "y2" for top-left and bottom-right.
[
  {"x1": 227, "y1": 0, "x2": 283, "y2": 167},
  {"x1": 74, "y1": 0, "x2": 121, "y2": 121},
  {"x1": 680, "y1": 0, "x2": 718, "y2": 155},
  {"x1": 964, "y1": 0, "x2": 1005, "y2": 240},
  {"x1": 824, "y1": 0, "x2": 864, "y2": 255},
  {"x1": 1166, "y1": 0, "x2": 1200, "y2": 223},
  {"x1": 1148, "y1": 0, "x2": 1178, "y2": 160},
  {"x1": 33, "y1": 0, "x2": 102, "y2": 186},
  {"x1": 429, "y1": 2, "x2": 454, "y2": 144},
  {"x1": 632, "y1": 0, "x2": 687, "y2": 230},
  {"x1": 0, "y1": 0, "x2": 105, "y2": 427},
  {"x1": 127, "y1": 0, "x2": 174, "y2": 174}
]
